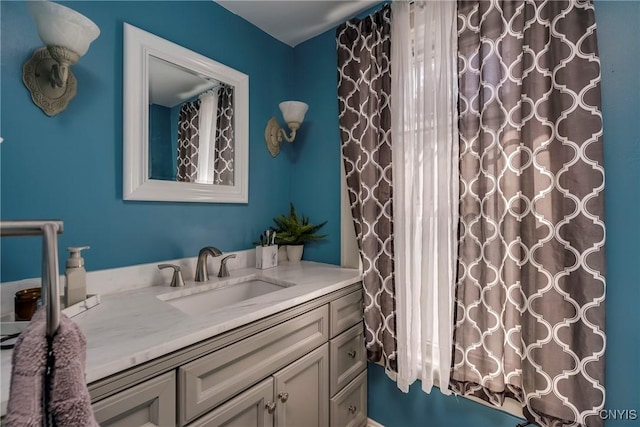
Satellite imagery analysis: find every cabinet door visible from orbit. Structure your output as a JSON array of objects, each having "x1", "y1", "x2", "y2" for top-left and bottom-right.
[
  {"x1": 273, "y1": 343, "x2": 329, "y2": 427},
  {"x1": 92, "y1": 371, "x2": 176, "y2": 427},
  {"x1": 188, "y1": 378, "x2": 275, "y2": 427}
]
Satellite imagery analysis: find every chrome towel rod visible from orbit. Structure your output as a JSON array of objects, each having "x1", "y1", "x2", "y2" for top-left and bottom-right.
[{"x1": 1, "y1": 220, "x2": 63, "y2": 337}]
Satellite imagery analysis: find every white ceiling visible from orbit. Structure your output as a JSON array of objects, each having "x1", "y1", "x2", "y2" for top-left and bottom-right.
[
  {"x1": 148, "y1": 1, "x2": 381, "y2": 107},
  {"x1": 215, "y1": 1, "x2": 380, "y2": 47},
  {"x1": 149, "y1": 57, "x2": 218, "y2": 107}
]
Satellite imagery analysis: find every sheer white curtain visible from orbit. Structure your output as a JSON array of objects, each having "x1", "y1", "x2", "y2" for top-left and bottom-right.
[
  {"x1": 196, "y1": 90, "x2": 219, "y2": 184},
  {"x1": 391, "y1": 0, "x2": 458, "y2": 394}
]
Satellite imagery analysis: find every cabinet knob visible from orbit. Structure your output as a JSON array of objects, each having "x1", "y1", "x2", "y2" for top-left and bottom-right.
[
  {"x1": 348, "y1": 405, "x2": 357, "y2": 414},
  {"x1": 347, "y1": 349, "x2": 357, "y2": 358},
  {"x1": 265, "y1": 401, "x2": 277, "y2": 414},
  {"x1": 278, "y1": 392, "x2": 289, "y2": 403}
]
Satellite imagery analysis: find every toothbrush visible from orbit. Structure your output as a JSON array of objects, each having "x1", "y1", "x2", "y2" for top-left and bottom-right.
[
  {"x1": 271, "y1": 231, "x2": 276, "y2": 246},
  {"x1": 265, "y1": 230, "x2": 270, "y2": 247}
]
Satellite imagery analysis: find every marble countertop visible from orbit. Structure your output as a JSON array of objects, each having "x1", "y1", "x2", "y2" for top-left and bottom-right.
[{"x1": 0, "y1": 261, "x2": 361, "y2": 414}]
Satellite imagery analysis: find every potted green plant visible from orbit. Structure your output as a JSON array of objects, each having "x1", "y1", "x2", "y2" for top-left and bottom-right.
[{"x1": 272, "y1": 203, "x2": 327, "y2": 262}]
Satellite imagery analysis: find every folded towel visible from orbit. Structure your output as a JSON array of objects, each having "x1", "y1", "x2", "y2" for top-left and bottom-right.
[{"x1": 5, "y1": 307, "x2": 98, "y2": 427}]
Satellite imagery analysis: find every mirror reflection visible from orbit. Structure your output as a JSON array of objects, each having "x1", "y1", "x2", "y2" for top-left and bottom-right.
[
  {"x1": 123, "y1": 22, "x2": 248, "y2": 203},
  {"x1": 148, "y1": 56, "x2": 235, "y2": 185}
]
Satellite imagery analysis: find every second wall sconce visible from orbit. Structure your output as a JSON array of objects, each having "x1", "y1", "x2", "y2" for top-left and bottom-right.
[
  {"x1": 22, "y1": 1, "x2": 100, "y2": 117},
  {"x1": 265, "y1": 101, "x2": 309, "y2": 157}
]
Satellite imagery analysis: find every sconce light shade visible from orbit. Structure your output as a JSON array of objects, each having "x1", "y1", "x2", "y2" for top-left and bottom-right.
[
  {"x1": 28, "y1": 1, "x2": 100, "y2": 56},
  {"x1": 265, "y1": 101, "x2": 309, "y2": 157},
  {"x1": 279, "y1": 101, "x2": 308, "y2": 125},
  {"x1": 22, "y1": 1, "x2": 100, "y2": 116}
]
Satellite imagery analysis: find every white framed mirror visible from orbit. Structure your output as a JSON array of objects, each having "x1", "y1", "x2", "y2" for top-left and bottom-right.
[{"x1": 123, "y1": 23, "x2": 249, "y2": 203}]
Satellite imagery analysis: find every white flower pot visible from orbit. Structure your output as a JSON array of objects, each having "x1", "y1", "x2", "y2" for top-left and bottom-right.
[
  {"x1": 285, "y1": 245, "x2": 304, "y2": 262},
  {"x1": 278, "y1": 245, "x2": 288, "y2": 262}
]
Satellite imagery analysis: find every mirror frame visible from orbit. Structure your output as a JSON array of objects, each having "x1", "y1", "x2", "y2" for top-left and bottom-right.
[{"x1": 123, "y1": 23, "x2": 249, "y2": 203}]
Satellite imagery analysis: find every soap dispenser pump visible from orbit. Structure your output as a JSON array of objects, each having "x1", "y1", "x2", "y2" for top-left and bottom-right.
[{"x1": 65, "y1": 246, "x2": 90, "y2": 307}]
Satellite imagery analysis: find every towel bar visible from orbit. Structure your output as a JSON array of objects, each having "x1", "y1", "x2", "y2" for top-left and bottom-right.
[{"x1": 1, "y1": 220, "x2": 63, "y2": 337}]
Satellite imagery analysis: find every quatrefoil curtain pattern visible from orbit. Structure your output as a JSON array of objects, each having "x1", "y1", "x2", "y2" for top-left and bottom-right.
[
  {"x1": 177, "y1": 100, "x2": 200, "y2": 182},
  {"x1": 451, "y1": 1, "x2": 606, "y2": 426},
  {"x1": 176, "y1": 84, "x2": 234, "y2": 184},
  {"x1": 337, "y1": 5, "x2": 397, "y2": 375},
  {"x1": 336, "y1": 1, "x2": 606, "y2": 424},
  {"x1": 213, "y1": 84, "x2": 234, "y2": 186}
]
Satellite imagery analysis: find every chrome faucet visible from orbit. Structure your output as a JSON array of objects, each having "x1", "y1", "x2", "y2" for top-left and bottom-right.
[{"x1": 195, "y1": 246, "x2": 223, "y2": 282}]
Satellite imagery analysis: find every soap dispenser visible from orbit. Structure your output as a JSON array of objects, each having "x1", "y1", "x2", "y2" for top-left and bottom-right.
[{"x1": 65, "y1": 246, "x2": 90, "y2": 307}]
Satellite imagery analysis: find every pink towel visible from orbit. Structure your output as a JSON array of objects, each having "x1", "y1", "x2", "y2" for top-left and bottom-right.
[{"x1": 5, "y1": 307, "x2": 98, "y2": 426}]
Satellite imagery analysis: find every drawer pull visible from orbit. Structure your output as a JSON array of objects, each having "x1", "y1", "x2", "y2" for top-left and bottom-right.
[
  {"x1": 266, "y1": 401, "x2": 277, "y2": 414},
  {"x1": 348, "y1": 405, "x2": 357, "y2": 414},
  {"x1": 278, "y1": 392, "x2": 289, "y2": 403},
  {"x1": 347, "y1": 349, "x2": 357, "y2": 358}
]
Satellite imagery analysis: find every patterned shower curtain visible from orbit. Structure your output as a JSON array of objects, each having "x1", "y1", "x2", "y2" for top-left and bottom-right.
[
  {"x1": 176, "y1": 100, "x2": 200, "y2": 183},
  {"x1": 337, "y1": 5, "x2": 397, "y2": 375},
  {"x1": 214, "y1": 84, "x2": 234, "y2": 186},
  {"x1": 452, "y1": 1, "x2": 606, "y2": 426}
]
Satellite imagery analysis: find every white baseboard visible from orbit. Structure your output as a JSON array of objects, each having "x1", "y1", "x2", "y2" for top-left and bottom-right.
[{"x1": 367, "y1": 418, "x2": 385, "y2": 427}]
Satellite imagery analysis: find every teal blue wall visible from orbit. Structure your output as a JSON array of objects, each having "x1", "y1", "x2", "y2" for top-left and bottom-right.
[
  {"x1": 0, "y1": 1, "x2": 294, "y2": 281},
  {"x1": 368, "y1": 363, "x2": 524, "y2": 427},
  {"x1": 149, "y1": 104, "x2": 173, "y2": 181},
  {"x1": 291, "y1": 1, "x2": 640, "y2": 426},
  {"x1": 289, "y1": 2, "x2": 389, "y2": 266},
  {"x1": 290, "y1": 30, "x2": 342, "y2": 265},
  {"x1": 596, "y1": 1, "x2": 640, "y2": 423},
  {"x1": 2, "y1": 0, "x2": 638, "y2": 424}
]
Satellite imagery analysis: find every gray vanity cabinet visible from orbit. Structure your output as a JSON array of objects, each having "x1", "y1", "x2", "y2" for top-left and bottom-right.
[
  {"x1": 329, "y1": 323, "x2": 366, "y2": 396},
  {"x1": 328, "y1": 291, "x2": 367, "y2": 427},
  {"x1": 187, "y1": 377, "x2": 275, "y2": 427},
  {"x1": 92, "y1": 371, "x2": 176, "y2": 427},
  {"x1": 178, "y1": 306, "x2": 328, "y2": 425},
  {"x1": 330, "y1": 370, "x2": 367, "y2": 427},
  {"x1": 190, "y1": 344, "x2": 329, "y2": 427},
  {"x1": 273, "y1": 343, "x2": 329, "y2": 427},
  {"x1": 88, "y1": 283, "x2": 365, "y2": 427}
]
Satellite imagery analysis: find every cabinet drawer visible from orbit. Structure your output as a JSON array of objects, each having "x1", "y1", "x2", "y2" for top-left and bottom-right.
[
  {"x1": 330, "y1": 371, "x2": 367, "y2": 427},
  {"x1": 179, "y1": 305, "x2": 328, "y2": 425},
  {"x1": 93, "y1": 371, "x2": 176, "y2": 427},
  {"x1": 329, "y1": 323, "x2": 366, "y2": 396},
  {"x1": 329, "y1": 289, "x2": 363, "y2": 338}
]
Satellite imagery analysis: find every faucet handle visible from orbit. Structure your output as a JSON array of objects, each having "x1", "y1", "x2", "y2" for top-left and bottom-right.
[
  {"x1": 158, "y1": 264, "x2": 185, "y2": 287},
  {"x1": 218, "y1": 254, "x2": 236, "y2": 278}
]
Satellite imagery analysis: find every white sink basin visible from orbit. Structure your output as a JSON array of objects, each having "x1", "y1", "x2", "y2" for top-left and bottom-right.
[{"x1": 160, "y1": 278, "x2": 289, "y2": 316}]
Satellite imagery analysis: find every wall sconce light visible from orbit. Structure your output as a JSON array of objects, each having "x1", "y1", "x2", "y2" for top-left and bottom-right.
[
  {"x1": 264, "y1": 101, "x2": 309, "y2": 157},
  {"x1": 22, "y1": 1, "x2": 100, "y2": 117}
]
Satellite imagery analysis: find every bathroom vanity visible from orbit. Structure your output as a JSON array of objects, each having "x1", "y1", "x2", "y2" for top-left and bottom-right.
[
  {"x1": 0, "y1": 261, "x2": 365, "y2": 427},
  {"x1": 89, "y1": 280, "x2": 366, "y2": 427}
]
